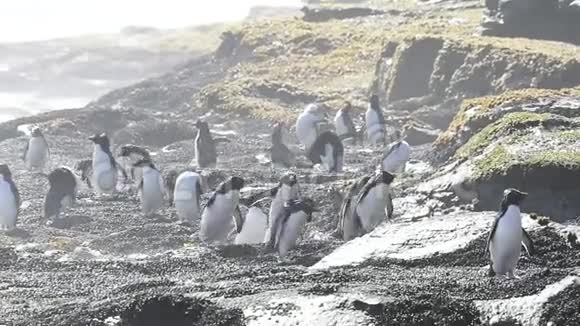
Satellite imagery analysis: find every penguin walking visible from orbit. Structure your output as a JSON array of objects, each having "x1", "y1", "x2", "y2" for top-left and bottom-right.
[
  {"x1": 236, "y1": 198, "x2": 269, "y2": 245},
  {"x1": 307, "y1": 131, "x2": 344, "y2": 173},
  {"x1": 334, "y1": 102, "x2": 360, "y2": 145},
  {"x1": 296, "y1": 103, "x2": 326, "y2": 149},
  {"x1": 264, "y1": 173, "x2": 300, "y2": 243},
  {"x1": 44, "y1": 167, "x2": 78, "y2": 221},
  {"x1": 89, "y1": 133, "x2": 119, "y2": 195},
  {"x1": 381, "y1": 131, "x2": 411, "y2": 174},
  {"x1": 338, "y1": 175, "x2": 372, "y2": 241},
  {"x1": 75, "y1": 159, "x2": 93, "y2": 189},
  {"x1": 194, "y1": 120, "x2": 217, "y2": 169},
  {"x1": 23, "y1": 127, "x2": 50, "y2": 172},
  {"x1": 119, "y1": 144, "x2": 151, "y2": 185},
  {"x1": 0, "y1": 164, "x2": 20, "y2": 230},
  {"x1": 351, "y1": 171, "x2": 395, "y2": 236},
  {"x1": 134, "y1": 159, "x2": 165, "y2": 217},
  {"x1": 200, "y1": 176, "x2": 245, "y2": 244},
  {"x1": 173, "y1": 170, "x2": 204, "y2": 224},
  {"x1": 270, "y1": 122, "x2": 296, "y2": 169},
  {"x1": 365, "y1": 94, "x2": 386, "y2": 145},
  {"x1": 487, "y1": 188, "x2": 535, "y2": 278},
  {"x1": 269, "y1": 198, "x2": 318, "y2": 258}
]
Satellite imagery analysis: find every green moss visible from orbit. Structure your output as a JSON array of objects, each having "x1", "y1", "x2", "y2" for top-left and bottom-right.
[
  {"x1": 473, "y1": 145, "x2": 515, "y2": 178},
  {"x1": 527, "y1": 150, "x2": 580, "y2": 168}
]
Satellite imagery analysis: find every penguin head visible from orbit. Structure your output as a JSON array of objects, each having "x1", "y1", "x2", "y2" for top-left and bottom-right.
[
  {"x1": 31, "y1": 127, "x2": 43, "y2": 137},
  {"x1": 380, "y1": 171, "x2": 395, "y2": 185},
  {"x1": 133, "y1": 159, "x2": 156, "y2": 170},
  {"x1": 47, "y1": 167, "x2": 73, "y2": 187},
  {"x1": 370, "y1": 94, "x2": 380, "y2": 110},
  {"x1": 0, "y1": 164, "x2": 12, "y2": 179},
  {"x1": 280, "y1": 172, "x2": 298, "y2": 187},
  {"x1": 304, "y1": 103, "x2": 326, "y2": 121},
  {"x1": 194, "y1": 120, "x2": 210, "y2": 133},
  {"x1": 89, "y1": 133, "x2": 111, "y2": 148},
  {"x1": 279, "y1": 172, "x2": 299, "y2": 199},
  {"x1": 341, "y1": 102, "x2": 352, "y2": 114},
  {"x1": 502, "y1": 188, "x2": 528, "y2": 207},
  {"x1": 225, "y1": 176, "x2": 245, "y2": 192}
]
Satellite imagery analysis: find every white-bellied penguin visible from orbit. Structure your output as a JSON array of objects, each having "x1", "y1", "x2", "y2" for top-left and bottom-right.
[
  {"x1": 307, "y1": 131, "x2": 344, "y2": 174},
  {"x1": 264, "y1": 172, "x2": 300, "y2": 243},
  {"x1": 236, "y1": 197, "x2": 269, "y2": 245},
  {"x1": 23, "y1": 127, "x2": 50, "y2": 172},
  {"x1": 200, "y1": 176, "x2": 245, "y2": 244},
  {"x1": 173, "y1": 170, "x2": 204, "y2": 225},
  {"x1": 338, "y1": 175, "x2": 372, "y2": 241},
  {"x1": 119, "y1": 144, "x2": 151, "y2": 185},
  {"x1": 268, "y1": 198, "x2": 318, "y2": 258},
  {"x1": 194, "y1": 120, "x2": 217, "y2": 169},
  {"x1": 334, "y1": 101, "x2": 360, "y2": 145},
  {"x1": 295, "y1": 103, "x2": 326, "y2": 150},
  {"x1": 44, "y1": 167, "x2": 78, "y2": 221},
  {"x1": 0, "y1": 164, "x2": 20, "y2": 230},
  {"x1": 89, "y1": 133, "x2": 119, "y2": 195},
  {"x1": 270, "y1": 122, "x2": 296, "y2": 169},
  {"x1": 381, "y1": 131, "x2": 411, "y2": 174},
  {"x1": 487, "y1": 188, "x2": 535, "y2": 278},
  {"x1": 365, "y1": 94, "x2": 386, "y2": 145},
  {"x1": 134, "y1": 159, "x2": 164, "y2": 216},
  {"x1": 351, "y1": 171, "x2": 396, "y2": 235}
]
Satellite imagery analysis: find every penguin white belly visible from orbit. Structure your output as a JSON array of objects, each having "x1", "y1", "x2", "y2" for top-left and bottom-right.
[
  {"x1": 490, "y1": 209, "x2": 523, "y2": 275},
  {"x1": 140, "y1": 170, "x2": 164, "y2": 215},
  {"x1": 0, "y1": 181, "x2": 17, "y2": 229},
  {"x1": 277, "y1": 212, "x2": 308, "y2": 257},
  {"x1": 26, "y1": 138, "x2": 48, "y2": 170},
  {"x1": 296, "y1": 115, "x2": 318, "y2": 149},
  {"x1": 200, "y1": 191, "x2": 239, "y2": 244},
  {"x1": 264, "y1": 199, "x2": 283, "y2": 243},
  {"x1": 235, "y1": 207, "x2": 267, "y2": 245},
  {"x1": 342, "y1": 204, "x2": 359, "y2": 241},
  {"x1": 356, "y1": 186, "x2": 387, "y2": 232},
  {"x1": 382, "y1": 145, "x2": 411, "y2": 174},
  {"x1": 334, "y1": 114, "x2": 348, "y2": 138},
  {"x1": 365, "y1": 110, "x2": 384, "y2": 145},
  {"x1": 174, "y1": 173, "x2": 202, "y2": 223},
  {"x1": 92, "y1": 148, "x2": 117, "y2": 194},
  {"x1": 320, "y1": 144, "x2": 335, "y2": 172}
]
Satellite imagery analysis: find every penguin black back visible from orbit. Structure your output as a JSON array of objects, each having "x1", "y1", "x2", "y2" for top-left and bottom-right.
[
  {"x1": 44, "y1": 167, "x2": 77, "y2": 219},
  {"x1": 307, "y1": 131, "x2": 344, "y2": 173},
  {"x1": 119, "y1": 145, "x2": 151, "y2": 160},
  {"x1": 338, "y1": 102, "x2": 360, "y2": 143},
  {"x1": 0, "y1": 164, "x2": 20, "y2": 209},
  {"x1": 89, "y1": 133, "x2": 117, "y2": 168},
  {"x1": 206, "y1": 176, "x2": 244, "y2": 207},
  {"x1": 370, "y1": 94, "x2": 385, "y2": 125},
  {"x1": 270, "y1": 122, "x2": 295, "y2": 168},
  {"x1": 357, "y1": 171, "x2": 395, "y2": 203},
  {"x1": 75, "y1": 159, "x2": 93, "y2": 188},
  {"x1": 195, "y1": 120, "x2": 217, "y2": 168}
]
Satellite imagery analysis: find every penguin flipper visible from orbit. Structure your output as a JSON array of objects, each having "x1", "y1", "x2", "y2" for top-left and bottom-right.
[
  {"x1": 522, "y1": 228, "x2": 535, "y2": 256},
  {"x1": 386, "y1": 190, "x2": 394, "y2": 220},
  {"x1": 233, "y1": 205, "x2": 244, "y2": 233},
  {"x1": 22, "y1": 142, "x2": 29, "y2": 161},
  {"x1": 486, "y1": 216, "x2": 501, "y2": 255},
  {"x1": 42, "y1": 135, "x2": 51, "y2": 158}
]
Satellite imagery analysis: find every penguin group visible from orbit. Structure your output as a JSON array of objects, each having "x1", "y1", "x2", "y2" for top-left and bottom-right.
[{"x1": 0, "y1": 93, "x2": 537, "y2": 272}]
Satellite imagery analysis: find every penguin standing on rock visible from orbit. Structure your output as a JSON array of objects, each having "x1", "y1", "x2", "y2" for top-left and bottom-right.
[
  {"x1": 334, "y1": 102, "x2": 360, "y2": 145},
  {"x1": 307, "y1": 131, "x2": 344, "y2": 174},
  {"x1": 119, "y1": 144, "x2": 151, "y2": 185},
  {"x1": 89, "y1": 133, "x2": 119, "y2": 195},
  {"x1": 296, "y1": 104, "x2": 326, "y2": 149},
  {"x1": 44, "y1": 167, "x2": 78, "y2": 221},
  {"x1": 23, "y1": 127, "x2": 50, "y2": 172},
  {"x1": 338, "y1": 175, "x2": 372, "y2": 241},
  {"x1": 236, "y1": 198, "x2": 269, "y2": 245},
  {"x1": 173, "y1": 170, "x2": 204, "y2": 224},
  {"x1": 200, "y1": 176, "x2": 245, "y2": 244},
  {"x1": 487, "y1": 188, "x2": 535, "y2": 278},
  {"x1": 264, "y1": 173, "x2": 301, "y2": 243},
  {"x1": 381, "y1": 131, "x2": 411, "y2": 174},
  {"x1": 269, "y1": 198, "x2": 318, "y2": 258},
  {"x1": 134, "y1": 159, "x2": 164, "y2": 217},
  {"x1": 270, "y1": 122, "x2": 296, "y2": 169},
  {"x1": 0, "y1": 164, "x2": 20, "y2": 230},
  {"x1": 365, "y1": 95, "x2": 386, "y2": 145},
  {"x1": 194, "y1": 120, "x2": 217, "y2": 169},
  {"x1": 351, "y1": 171, "x2": 395, "y2": 236}
]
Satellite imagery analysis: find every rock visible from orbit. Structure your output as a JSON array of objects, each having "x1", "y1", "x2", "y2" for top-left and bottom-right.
[
  {"x1": 403, "y1": 121, "x2": 440, "y2": 146},
  {"x1": 301, "y1": 6, "x2": 386, "y2": 22}
]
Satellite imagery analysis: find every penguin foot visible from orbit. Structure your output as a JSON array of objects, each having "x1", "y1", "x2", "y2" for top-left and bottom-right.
[{"x1": 507, "y1": 272, "x2": 520, "y2": 280}]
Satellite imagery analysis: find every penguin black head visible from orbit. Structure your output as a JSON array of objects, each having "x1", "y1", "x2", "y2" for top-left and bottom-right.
[
  {"x1": 31, "y1": 127, "x2": 43, "y2": 137},
  {"x1": 501, "y1": 188, "x2": 528, "y2": 208},
  {"x1": 341, "y1": 102, "x2": 352, "y2": 114},
  {"x1": 133, "y1": 159, "x2": 156, "y2": 170},
  {"x1": 280, "y1": 172, "x2": 298, "y2": 187},
  {"x1": 225, "y1": 176, "x2": 245, "y2": 192},
  {"x1": 47, "y1": 167, "x2": 75, "y2": 187},
  {"x1": 195, "y1": 120, "x2": 210, "y2": 132},
  {"x1": 380, "y1": 171, "x2": 395, "y2": 185},
  {"x1": 89, "y1": 133, "x2": 111, "y2": 148},
  {"x1": 0, "y1": 164, "x2": 12, "y2": 179},
  {"x1": 370, "y1": 94, "x2": 380, "y2": 110}
]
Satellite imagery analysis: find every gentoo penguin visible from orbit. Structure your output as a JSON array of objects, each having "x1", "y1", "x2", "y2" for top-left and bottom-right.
[
  {"x1": 200, "y1": 176, "x2": 245, "y2": 244},
  {"x1": 487, "y1": 188, "x2": 535, "y2": 278},
  {"x1": 269, "y1": 198, "x2": 318, "y2": 258},
  {"x1": 334, "y1": 102, "x2": 360, "y2": 145},
  {"x1": 119, "y1": 144, "x2": 151, "y2": 184},
  {"x1": 307, "y1": 131, "x2": 344, "y2": 173},
  {"x1": 235, "y1": 198, "x2": 269, "y2": 245},
  {"x1": 296, "y1": 103, "x2": 326, "y2": 149},
  {"x1": 134, "y1": 159, "x2": 164, "y2": 216},
  {"x1": 23, "y1": 127, "x2": 50, "y2": 171},
  {"x1": 351, "y1": 171, "x2": 395, "y2": 235},
  {"x1": 264, "y1": 172, "x2": 300, "y2": 243},
  {"x1": 194, "y1": 120, "x2": 217, "y2": 169},
  {"x1": 173, "y1": 170, "x2": 204, "y2": 224},
  {"x1": 44, "y1": 167, "x2": 78, "y2": 221},
  {"x1": 0, "y1": 164, "x2": 20, "y2": 230},
  {"x1": 75, "y1": 159, "x2": 93, "y2": 189},
  {"x1": 365, "y1": 94, "x2": 386, "y2": 145},
  {"x1": 381, "y1": 131, "x2": 411, "y2": 174},
  {"x1": 270, "y1": 122, "x2": 296, "y2": 169},
  {"x1": 338, "y1": 175, "x2": 372, "y2": 241},
  {"x1": 89, "y1": 133, "x2": 119, "y2": 195}
]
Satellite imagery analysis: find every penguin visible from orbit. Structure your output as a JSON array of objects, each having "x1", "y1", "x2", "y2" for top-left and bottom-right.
[
  {"x1": 163, "y1": 169, "x2": 179, "y2": 207},
  {"x1": 0, "y1": 164, "x2": 20, "y2": 230},
  {"x1": 338, "y1": 175, "x2": 372, "y2": 241},
  {"x1": 270, "y1": 122, "x2": 296, "y2": 169},
  {"x1": 381, "y1": 131, "x2": 411, "y2": 174},
  {"x1": 119, "y1": 144, "x2": 151, "y2": 185},
  {"x1": 235, "y1": 198, "x2": 269, "y2": 245},
  {"x1": 264, "y1": 172, "x2": 301, "y2": 243},
  {"x1": 487, "y1": 188, "x2": 535, "y2": 278},
  {"x1": 307, "y1": 131, "x2": 344, "y2": 173},
  {"x1": 173, "y1": 170, "x2": 204, "y2": 224},
  {"x1": 296, "y1": 103, "x2": 326, "y2": 149},
  {"x1": 194, "y1": 120, "x2": 217, "y2": 169},
  {"x1": 351, "y1": 171, "x2": 396, "y2": 235},
  {"x1": 75, "y1": 159, "x2": 93, "y2": 189},
  {"x1": 269, "y1": 198, "x2": 318, "y2": 258},
  {"x1": 89, "y1": 133, "x2": 119, "y2": 195},
  {"x1": 23, "y1": 127, "x2": 50, "y2": 172},
  {"x1": 44, "y1": 167, "x2": 78, "y2": 221},
  {"x1": 200, "y1": 176, "x2": 245, "y2": 244},
  {"x1": 334, "y1": 102, "x2": 360, "y2": 145},
  {"x1": 365, "y1": 94, "x2": 386, "y2": 145},
  {"x1": 134, "y1": 159, "x2": 164, "y2": 216}
]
